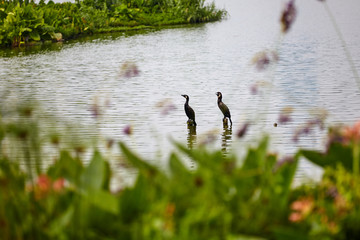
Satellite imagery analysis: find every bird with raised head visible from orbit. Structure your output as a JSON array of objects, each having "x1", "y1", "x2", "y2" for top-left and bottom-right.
[
  {"x1": 181, "y1": 94, "x2": 197, "y2": 126},
  {"x1": 216, "y1": 92, "x2": 232, "y2": 126}
]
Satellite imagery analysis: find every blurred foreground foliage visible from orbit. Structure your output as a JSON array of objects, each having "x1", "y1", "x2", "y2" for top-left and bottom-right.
[
  {"x1": 0, "y1": 103, "x2": 360, "y2": 240},
  {"x1": 0, "y1": 0, "x2": 226, "y2": 47}
]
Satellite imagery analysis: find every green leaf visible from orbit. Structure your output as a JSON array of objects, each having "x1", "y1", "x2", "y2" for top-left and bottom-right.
[
  {"x1": 48, "y1": 205, "x2": 74, "y2": 235},
  {"x1": 227, "y1": 235, "x2": 267, "y2": 240},
  {"x1": 50, "y1": 32, "x2": 62, "y2": 41},
  {"x1": 102, "y1": 160, "x2": 111, "y2": 191},
  {"x1": 172, "y1": 139, "x2": 209, "y2": 164},
  {"x1": 47, "y1": 150, "x2": 83, "y2": 184},
  {"x1": 29, "y1": 31, "x2": 40, "y2": 41},
  {"x1": 242, "y1": 136, "x2": 268, "y2": 170},
  {"x1": 86, "y1": 189, "x2": 119, "y2": 215},
  {"x1": 20, "y1": 27, "x2": 32, "y2": 33},
  {"x1": 119, "y1": 173, "x2": 148, "y2": 222},
  {"x1": 169, "y1": 152, "x2": 190, "y2": 177},
  {"x1": 271, "y1": 226, "x2": 310, "y2": 240},
  {"x1": 272, "y1": 153, "x2": 299, "y2": 207},
  {"x1": 81, "y1": 150, "x2": 106, "y2": 191},
  {"x1": 119, "y1": 142, "x2": 157, "y2": 171},
  {"x1": 300, "y1": 142, "x2": 353, "y2": 171}
]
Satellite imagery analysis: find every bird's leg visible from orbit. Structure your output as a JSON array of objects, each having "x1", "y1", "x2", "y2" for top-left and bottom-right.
[
  {"x1": 223, "y1": 117, "x2": 228, "y2": 126},
  {"x1": 187, "y1": 119, "x2": 195, "y2": 126}
]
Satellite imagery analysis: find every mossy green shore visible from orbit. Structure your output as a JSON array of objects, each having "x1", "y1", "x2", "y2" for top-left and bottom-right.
[{"x1": 0, "y1": 0, "x2": 227, "y2": 47}]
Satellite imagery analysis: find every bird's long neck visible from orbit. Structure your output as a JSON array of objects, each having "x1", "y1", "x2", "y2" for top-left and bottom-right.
[
  {"x1": 217, "y1": 97, "x2": 222, "y2": 105},
  {"x1": 185, "y1": 98, "x2": 189, "y2": 105}
]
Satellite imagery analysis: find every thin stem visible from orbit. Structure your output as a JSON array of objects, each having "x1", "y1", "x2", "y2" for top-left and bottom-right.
[
  {"x1": 323, "y1": 2, "x2": 360, "y2": 91},
  {"x1": 354, "y1": 143, "x2": 359, "y2": 177},
  {"x1": 323, "y1": 2, "x2": 360, "y2": 176},
  {"x1": 23, "y1": 139, "x2": 34, "y2": 185}
]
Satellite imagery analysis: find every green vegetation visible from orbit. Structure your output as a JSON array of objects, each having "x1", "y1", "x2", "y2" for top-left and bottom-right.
[
  {"x1": 1, "y1": 101, "x2": 360, "y2": 240},
  {"x1": 0, "y1": 0, "x2": 226, "y2": 47},
  {"x1": 1, "y1": 0, "x2": 360, "y2": 239}
]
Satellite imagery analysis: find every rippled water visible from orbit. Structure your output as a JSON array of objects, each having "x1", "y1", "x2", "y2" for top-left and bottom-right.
[{"x1": 1, "y1": 0, "x2": 360, "y2": 182}]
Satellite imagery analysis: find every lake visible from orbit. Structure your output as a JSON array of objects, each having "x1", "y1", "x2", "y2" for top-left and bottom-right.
[{"x1": 1, "y1": 0, "x2": 360, "y2": 183}]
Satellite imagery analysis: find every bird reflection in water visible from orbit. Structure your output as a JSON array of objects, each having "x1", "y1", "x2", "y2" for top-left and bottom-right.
[
  {"x1": 187, "y1": 124, "x2": 197, "y2": 150},
  {"x1": 221, "y1": 123, "x2": 232, "y2": 154},
  {"x1": 187, "y1": 124, "x2": 197, "y2": 169}
]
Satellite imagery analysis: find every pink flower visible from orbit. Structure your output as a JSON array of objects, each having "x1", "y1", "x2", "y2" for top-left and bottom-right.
[
  {"x1": 37, "y1": 174, "x2": 52, "y2": 192},
  {"x1": 237, "y1": 122, "x2": 250, "y2": 138},
  {"x1": 251, "y1": 50, "x2": 279, "y2": 71},
  {"x1": 289, "y1": 212, "x2": 303, "y2": 222},
  {"x1": 53, "y1": 178, "x2": 66, "y2": 192},
  {"x1": 119, "y1": 62, "x2": 140, "y2": 78},
  {"x1": 250, "y1": 84, "x2": 258, "y2": 95},
  {"x1": 278, "y1": 107, "x2": 293, "y2": 124},
  {"x1": 32, "y1": 175, "x2": 67, "y2": 199},
  {"x1": 289, "y1": 197, "x2": 314, "y2": 222},
  {"x1": 155, "y1": 99, "x2": 177, "y2": 116},
  {"x1": 123, "y1": 125, "x2": 133, "y2": 135},
  {"x1": 342, "y1": 121, "x2": 360, "y2": 143},
  {"x1": 280, "y1": 0, "x2": 297, "y2": 33}
]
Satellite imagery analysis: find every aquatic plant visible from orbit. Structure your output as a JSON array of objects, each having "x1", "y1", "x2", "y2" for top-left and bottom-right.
[
  {"x1": 0, "y1": 0, "x2": 226, "y2": 47},
  {"x1": 0, "y1": 3, "x2": 44, "y2": 46}
]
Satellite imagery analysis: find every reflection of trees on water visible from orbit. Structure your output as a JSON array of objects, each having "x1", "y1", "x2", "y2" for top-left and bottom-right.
[{"x1": 221, "y1": 124, "x2": 232, "y2": 155}]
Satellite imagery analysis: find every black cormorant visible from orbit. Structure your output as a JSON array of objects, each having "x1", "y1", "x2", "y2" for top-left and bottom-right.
[
  {"x1": 181, "y1": 94, "x2": 197, "y2": 126},
  {"x1": 216, "y1": 92, "x2": 232, "y2": 126}
]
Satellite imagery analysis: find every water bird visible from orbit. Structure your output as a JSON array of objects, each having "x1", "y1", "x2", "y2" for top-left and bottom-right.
[
  {"x1": 181, "y1": 94, "x2": 197, "y2": 126},
  {"x1": 216, "y1": 92, "x2": 232, "y2": 126}
]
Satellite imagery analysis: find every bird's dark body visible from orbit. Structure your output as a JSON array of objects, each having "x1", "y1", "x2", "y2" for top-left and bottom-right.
[
  {"x1": 184, "y1": 105, "x2": 196, "y2": 122},
  {"x1": 216, "y1": 92, "x2": 232, "y2": 126},
  {"x1": 182, "y1": 95, "x2": 197, "y2": 126}
]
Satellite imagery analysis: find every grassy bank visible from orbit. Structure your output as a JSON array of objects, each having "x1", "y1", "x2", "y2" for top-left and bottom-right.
[
  {"x1": 0, "y1": 0, "x2": 226, "y2": 47},
  {"x1": 0, "y1": 101, "x2": 360, "y2": 240}
]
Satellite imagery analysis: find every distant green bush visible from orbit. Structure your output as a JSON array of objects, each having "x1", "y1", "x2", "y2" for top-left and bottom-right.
[{"x1": 0, "y1": 0, "x2": 226, "y2": 47}]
